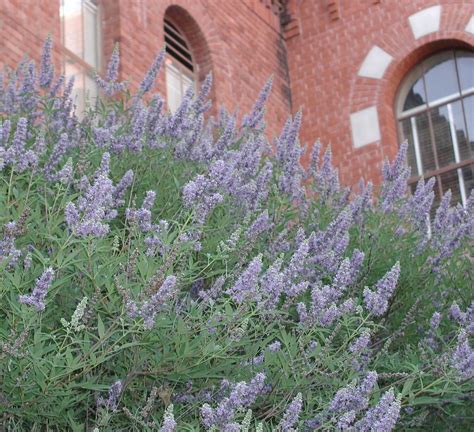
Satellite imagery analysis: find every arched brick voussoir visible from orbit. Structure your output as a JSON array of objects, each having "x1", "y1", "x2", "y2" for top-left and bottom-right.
[{"x1": 348, "y1": 3, "x2": 474, "y2": 163}]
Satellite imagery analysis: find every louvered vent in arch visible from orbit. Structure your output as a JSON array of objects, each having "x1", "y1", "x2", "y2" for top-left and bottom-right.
[{"x1": 164, "y1": 19, "x2": 194, "y2": 72}]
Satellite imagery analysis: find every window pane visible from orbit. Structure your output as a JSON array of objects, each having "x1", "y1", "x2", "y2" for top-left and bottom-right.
[
  {"x1": 424, "y1": 51, "x2": 459, "y2": 104},
  {"x1": 462, "y1": 95, "x2": 474, "y2": 155},
  {"x1": 450, "y1": 100, "x2": 471, "y2": 161},
  {"x1": 182, "y1": 73, "x2": 193, "y2": 92},
  {"x1": 83, "y1": 1, "x2": 99, "y2": 68},
  {"x1": 431, "y1": 105, "x2": 455, "y2": 168},
  {"x1": 166, "y1": 61, "x2": 183, "y2": 113},
  {"x1": 414, "y1": 112, "x2": 436, "y2": 172},
  {"x1": 457, "y1": 51, "x2": 474, "y2": 93},
  {"x1": 403, "y1": 78, "x2": 426, "y2": 111},
  {"x1": 461, "y1": 165, "x2": 474, "y2": 201},
  {"x1": 400, "y1": 118, "x2": 419, "y2": 175},
  {"x1": 61, "y1": 0, "x2": 83, "y2": 58},
  {"x1": 440, "y1": 168, "x2": 462, "y2": 204},
  {"x1": 431, "y1": 175, "x2": 442, "y2": 212}
]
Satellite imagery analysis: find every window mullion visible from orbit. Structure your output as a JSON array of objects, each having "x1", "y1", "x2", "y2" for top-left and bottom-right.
[
  {"x1": 410, "y1": 116, "x2": 424, "y2": 176},
  {"x1": 447, "y1": 103, "x2": 467, "y2": 206}
]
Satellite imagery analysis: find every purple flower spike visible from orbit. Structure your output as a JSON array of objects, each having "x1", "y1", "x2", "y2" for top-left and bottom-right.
[
  {"x1": 159, "y1": 404, "x2": 177, "y2": 432},
  {"x1": 39, "y1": 35, "x2": 54, "y2": 88},
  {"x1": 126, "y1": 276, "x2": 178, "y2": 329},
  {"x1": 354, "y1": 388, "x2": 401, "y2": 432},
  {"x1": 278, "y1": 392, "x2": 303, "y2": 431},
  {"x1": 363, "y1": 262, "x2": 400, "y2": 317},
  {"x1": 246, "y1": 210, "x2": 273, "y2": 240},
  {"x1": 18, "y1": 267, "x2": 55, "y2": 311},
  {"x1": 97, "y1": 379, "x2": 123, "y2": 412},
  {"x1": 242, "y1": 77, "x2": 273, "y2": 130},
  {"x1": 329, "y1": 371, "x2": 377, "y2": 417},
  {"x1": 451, "y1": 330, "x2": 474, "y2": 380},
  {"x1": 200, "y1": 373, "x2": 266, "y2": 430},
  {"x1": 139, "y1": 49, "x2": 166, "y2": 95},
  {"x1": 226, "y1": 255, "x2": 262, "y2": 304},
  {"x1": 380, "y1": 142, "x2": 410, "y2": 213}
]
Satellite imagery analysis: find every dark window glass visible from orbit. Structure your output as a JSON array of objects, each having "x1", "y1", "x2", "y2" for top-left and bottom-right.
[
  {"x1": 403, "y1": 78, "x2": 426, "y2": 111},
  {"x1": 431, "y1": 105, "x2": 455, "y2": 167},
  {"x1": 440, "y1": 169, "x2": 462, "y2": 203},
  {"x1": 462, "y1": 165, "x2": 474, "y2": 198},
  {"x1": 415, "y1": 112, "x2": 436, "y2": 172}
]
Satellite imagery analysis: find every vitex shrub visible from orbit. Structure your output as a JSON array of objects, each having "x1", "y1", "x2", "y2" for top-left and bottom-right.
[{"x1": 0, "y1": 38, "x2": 472, "y2": 431}]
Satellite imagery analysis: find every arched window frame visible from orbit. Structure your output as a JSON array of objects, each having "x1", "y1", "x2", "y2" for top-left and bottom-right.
[
  {"x1": 396, "y1": 49, "x2": 474, "y2": 206},
  {"x1": 164, "y1": 17, "x2": 197, "y2": 113}
]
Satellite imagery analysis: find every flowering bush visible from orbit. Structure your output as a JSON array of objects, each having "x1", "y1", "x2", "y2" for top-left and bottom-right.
[{"x1": 0, "y1": 39, "x2": 473, "y2": 431}]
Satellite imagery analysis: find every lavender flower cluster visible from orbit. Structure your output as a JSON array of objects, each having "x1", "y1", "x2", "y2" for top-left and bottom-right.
[
  {"x1": 0, "y1": 221, "x2": 22, "y2": 267},
  {"x1": 126, "y1": 275, "x2": 177, "y2": 329},
  {"x1": 97, "y1": 380, "x2": 123, "y2": 412},
  {"x1": 200, "y1": 373, "x2": 266, "y2": 431},
  {"x1": 18, "y1": 267, "x2": 55, "y2": 311},
  {"x1": 326, "y1": 371, "x2": 401, "y2": 431},
  {"x1": 65, "y1": 153, "x2": 133, "y2": 237},
  {"x1": 363, "y1": 262, "x2": 400, "y2": 317}
]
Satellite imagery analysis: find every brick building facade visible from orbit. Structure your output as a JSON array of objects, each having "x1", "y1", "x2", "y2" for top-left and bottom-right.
[{"x1": 1, "y1": 0, "x2": 473, "y2": 201}]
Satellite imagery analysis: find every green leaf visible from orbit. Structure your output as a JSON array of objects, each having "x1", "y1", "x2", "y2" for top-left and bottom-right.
[
  {"x1": 97, "y1": 314, "x2": 105, "y2": 339},
  {"x1": 401, "y1": 378, "x2": 415, "y2": 397},
  {"x1": 411, "y1": 396, "x2": 440, "y2": 406}
]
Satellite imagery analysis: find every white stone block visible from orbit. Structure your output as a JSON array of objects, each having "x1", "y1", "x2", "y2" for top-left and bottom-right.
[
  {"x1": 466, "y1": 15, "x2": 474, "y2": 34},
  {"x1": 408, "y1": 6, "x2": 441, "y2": 39},
  {"x1": 350, "y1": 106, "x2": 381, "y2": 148},
  {"x1": 358, "y1": 45, "x2": 393, "y2": 79}
]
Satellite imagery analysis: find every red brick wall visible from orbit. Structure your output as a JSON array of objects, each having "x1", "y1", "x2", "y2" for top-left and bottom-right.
[
  {"x1": 0, "y1": 0, "x2": 61, "y2": 72},
  {"x1": 285, "y1": 0, "x2": 474, "y2": 187}
]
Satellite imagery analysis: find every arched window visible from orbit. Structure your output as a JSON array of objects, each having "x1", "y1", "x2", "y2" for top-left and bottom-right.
[
  {"x1": 397, "y1": 49, "x2": 474, "y2": 205},
  {"x1": 60, "y1": 0, "x2": 101, "y2": 113},
  {"x1": 164, "y1": 18, "x2": 196, "y2": 113}
]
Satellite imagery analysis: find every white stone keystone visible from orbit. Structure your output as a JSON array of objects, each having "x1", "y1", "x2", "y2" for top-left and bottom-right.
[{"x1": 408, "y1": 6, "x2": 441, "y2": 39}]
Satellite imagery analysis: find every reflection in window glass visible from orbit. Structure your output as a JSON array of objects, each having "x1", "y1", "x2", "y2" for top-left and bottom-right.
[
  {"x1": 440, "y1": 168, "x2": 463, "y2": 204},
  {"x1": 432, "y1": 105, "x2": 455, "y2": 168},
  {"x1": 403, "y1": 78, "x2": 426, "y2": 111},
  {"x1": 457, "y1": 52, "x2": 474, "y2": 92},
  {"x1": 462, "y1": 165, "x2": 474, "y2": 198},
  {"x1": 423, "y1": 52, "x2": 459, "y2": 103},
  {"x1": 449, "y1": 100, "x2": 470, "y2": 161},
  {"x1": 415, "y1": 112, "x2": 436, "y2": 172}
]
